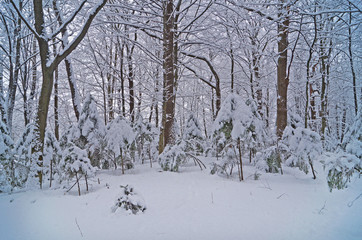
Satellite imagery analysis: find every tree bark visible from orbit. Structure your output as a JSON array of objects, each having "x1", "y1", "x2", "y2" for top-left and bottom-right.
[
  {"x1": 54, "y1": 66, "x2": 59, "y2": 140},
  {"x1": 276, "y1": 0, "x2": 289, "y2": 139},
  {"x1": 7, "y1": 0, "x2": 22, "y2": 134},
  {"x1": 348, "y1": 3, "x2": 358, "y2": 115},
  {"x1": 159, "y1": 0, "x2": 176, "y2": 153}
]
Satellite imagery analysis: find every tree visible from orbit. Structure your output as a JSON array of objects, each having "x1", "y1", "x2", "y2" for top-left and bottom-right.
[
  {"x1": 282, "y1": 126, "x2": 322, "y2": 179},
  {"x1": 9, "y1": 0, "x2": 107, "y2": 188},
  {"x1": 105, "y1": 116, "x2": 135, "y2": 173},
  {"x1": 276, "y1": 0, "x2": 290, "y2": 139},
  {"x1": 75, "y1": 94, "x2": 106, "y2": 167},
  {"x1": 211, "y1": 94, "x2": 264, "y2": 181},
  {"x1": 159, "y1": 0, "x2": 176, "y2": 153}
]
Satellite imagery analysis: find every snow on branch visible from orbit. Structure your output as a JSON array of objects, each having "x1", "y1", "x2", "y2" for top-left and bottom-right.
[
  {"x1": 50, "y1": 0, "x2": 107, "y2": 70},
  {"x1": 9, "y1": 0, "x2": 41, "y2": 39},
  {"x1": 50, "y1": 0, "x2": 88, "y2": 41}
]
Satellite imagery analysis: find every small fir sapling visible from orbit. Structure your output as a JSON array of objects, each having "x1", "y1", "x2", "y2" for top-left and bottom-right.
[
  {"x1": 133, "y1": 114, "x2": 158, "y2": 166},
  {"x1": 211, "y1": 94, "x2": 265, "y2": 181},
  {"x1": 158, "y1": 115, "x2": 206, "y2": 172},
  {"x1": 255, "y1": 112, "x2": 303, "y2": 174},
  {"x1": 62, "y1": 143, "x2": 95, "y2": 195},
  {"x1": 342, "y1": 111, "x2": 362, "y2": 158},
  {"x1": 323, "y1": 151, "x2": 361, "y2": 191},
  {"x1": 43, "y1": 130, "x2": 62, "y2": 187},
  {"x1": 75, "y1": 94, "x2": 106, "y2": 167},
  {"x1": 182, "y1": 113, "x2": 205, "y2": 155},
  {"x1": 158, "y1": 144, "x2": 187, "y2": 172},
  {"x1": 112, "y1": 185, "x2": 146, "y2": 214},
  {"x1": 282, "y1": 126, "x2": 322, "y2": 179},
  {"x1": 323, "y1": 112, "x2": 361, "y2": 190},
  {"x1": 255, "y1": 145, "x2": 285, "y2": 174},
  {"x1": 105, "y1": 116, "x2": 135, "y2": 173},
  {"x1": 13, "y1": 123, "x2": 40, "y2": 188},
  {"x1": 0, "y1": 119, "x2": 14, "y2": 192}
]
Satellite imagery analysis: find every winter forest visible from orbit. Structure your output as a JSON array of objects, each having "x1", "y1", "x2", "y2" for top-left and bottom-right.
[{"x1": 0, "y1": 0, "x2": 361, "y2": 239}]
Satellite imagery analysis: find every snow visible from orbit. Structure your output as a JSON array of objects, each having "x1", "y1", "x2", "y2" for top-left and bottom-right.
[{"x1": 1, "y1": 159, "x2": 361, "y2": 240}]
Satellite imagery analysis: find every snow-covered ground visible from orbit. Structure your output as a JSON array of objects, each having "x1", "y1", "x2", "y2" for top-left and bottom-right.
[{"x1": 1, "y1": 159, "x2": 361, "y2": 240}]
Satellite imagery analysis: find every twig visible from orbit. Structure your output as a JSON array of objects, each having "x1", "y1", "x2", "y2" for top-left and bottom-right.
[
  {"x1": 259, "y1": 180, "x2": 272, "y2": 190},
  {"x1": 277, "y1": 193, "x2": 286, "y2": 199},
  {"x1": 186, "y1": 153, "x2": 206, "y2": 170},
  {"x1": 318, "y1": 201, "x2": 327, "y2": 214},
  {"x1": 66, "y1": 175, "x2": 83, "y2": 193},
  {"x1": 75, "y1": 218, "x2": 83, "y2": 237},
  {"x1": 348, "y1": 193, "x2": 362, "y2": 207}
]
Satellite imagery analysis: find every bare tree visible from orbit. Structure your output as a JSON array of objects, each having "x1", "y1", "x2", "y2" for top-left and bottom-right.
[
  {"x1": 159, "y1": 0, "x2": 176, "y2": 153},
  {"x1": 10, "y1": 0, "x2": 107, "y2": 188}
]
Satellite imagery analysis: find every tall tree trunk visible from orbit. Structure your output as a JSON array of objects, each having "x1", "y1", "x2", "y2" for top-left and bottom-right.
[
  {"x1": 126, "y1": 30, "x2": 137, "y2": 123},
  {"x1": 54, "y1": 66, "x2": 59, "y2": 140},
  {"x1": 119, "y1": 42, "x2": 126, "y2": 117},
  {"x1": 230, "y1": 49, "x2": 235, "y2": 92},
  {"x1": 0, "y1": 56, "x2": 6, "y2": 123},
  {"x1": 348, "y1": 3, "x2": 358, "y2": 115},
  {"x1": 53, "y1": 0, "x2": 81, "y2": 121},
  {"x1": 7, "y1": 0, "x2": 22, "y2": 134},
  {"x1": 320, "y1": 37, "x2": 331, "y2": 140},
  {"x1": 276, "y1": 0, "x2": 289, "y2": 139},
  {"x1": 159, "y1": 0, "x2": 175, "y2": 153},
  {"x1": 305, "y1": 15, "x2": 317, "y2": 129},
  {"x1": 28, "y1": 38, "x2": 37, "y2": 124}
]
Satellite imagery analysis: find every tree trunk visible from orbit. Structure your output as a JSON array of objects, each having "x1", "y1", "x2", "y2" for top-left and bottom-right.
[
  {"x1": 27, "y1": 38, "x2": 37, "y2": 125},
  {"x1": 237, "y1": 138, "x2": 244, "y2": 181},
  {"x1": 54, "y1": 66, "x2": 59, "y2": 140},
  {"x1": 348, "y1": 4, "x2": 358, "y2": 115},
  {"x1": 276, "y1": 0, "x2": 289, "y2": 139},
  {"x1": 53, "y1": 0, "x2": 81, "y2": 121},
  {"x1": 159, "y1": 0, "x2": 176, "y2": 153},
  {"x1": 0, "y1": 57, "x2": 6, "y2": 123},
  {"x1": 320, "y1": 37, "x2": 331, "y2": 140},
  {"x1": 7, "y1": 0, "x2": 22, "y2": 134}
]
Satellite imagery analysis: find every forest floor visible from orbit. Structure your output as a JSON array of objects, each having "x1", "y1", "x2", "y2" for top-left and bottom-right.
[{"x1": 0, "y1": 158, "x2": 361, "y2": 240}]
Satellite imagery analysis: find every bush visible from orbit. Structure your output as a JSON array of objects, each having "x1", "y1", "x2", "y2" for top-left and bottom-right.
[
  {"x1": 112, "y1": 185, "x2": 146, "y2": 214},
  {"x1": 158, "y1": 144, "x2": 187, "y2": 172},
  {"x1": 323, "y1": 151, "x2": 361, "y2": 191}
]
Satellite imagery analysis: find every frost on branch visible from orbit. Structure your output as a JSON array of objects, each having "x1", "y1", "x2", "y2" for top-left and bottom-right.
[{"x1": 112, "y1": 185, "x2": 146, "y2": 214}]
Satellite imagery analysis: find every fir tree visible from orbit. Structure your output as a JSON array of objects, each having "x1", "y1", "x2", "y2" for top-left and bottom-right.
[
  {"x1": 75, "y1": 94, "x2": 106, "y2": 167},
  {"x1": 43, "y1": 130, "x2": 62, "y2": 187},
  {"x1": 211, "y1": 94, "x2": 265, "y2": 181},
  {"x1": 282, "y1": 126, "x2": 322, "y2": 179},
  {"x1": 105, "y1": 116, "x2": 135, "y2": 173},
  {"x1": 0, "y1": 119, "x2": 14, "y2": 192}
]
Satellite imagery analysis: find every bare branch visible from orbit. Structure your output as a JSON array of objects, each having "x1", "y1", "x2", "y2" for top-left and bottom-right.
[
  {"x1": 9, "y1": 0, "x2": 40, "y2": 39},
  {"x1": 51, "y1": 0, "x2": 107, "y2": 70}
]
